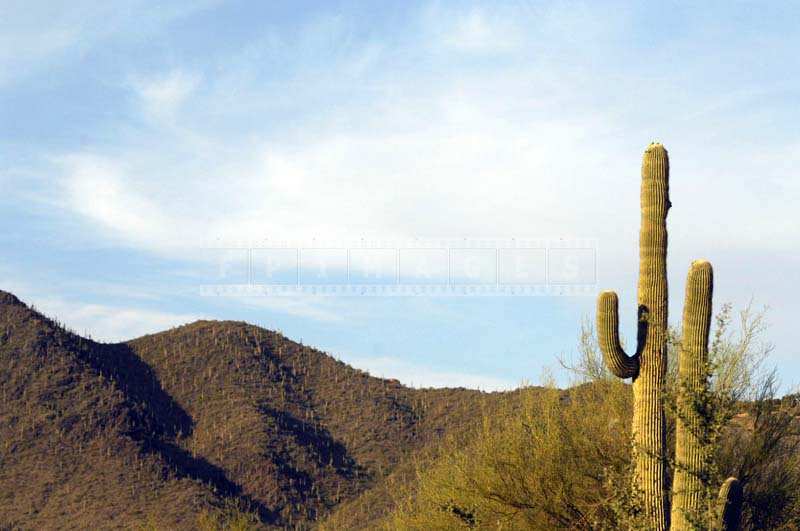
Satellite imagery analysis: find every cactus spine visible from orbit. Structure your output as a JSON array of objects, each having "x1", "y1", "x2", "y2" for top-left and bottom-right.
[{"x1": 597, "y1": 144, "x2": 743, "y2": 530}]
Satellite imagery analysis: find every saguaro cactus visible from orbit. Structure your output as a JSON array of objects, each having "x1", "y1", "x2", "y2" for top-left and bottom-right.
[
  {"x1": 597, "y1": 145, "x2": 743, "y2": 530},
  {"x1": 717, "y1": 477, "x2": 743, "y2": 531},
  {"x1": 671, "y1": 262, "x2": 744, "y2": 530},
  {"x1": 671, "y1": 260, "x2": 713, "y2": 529},
  {"x1": 598, "y1": 143, "x2": 670, "y2": 528}
]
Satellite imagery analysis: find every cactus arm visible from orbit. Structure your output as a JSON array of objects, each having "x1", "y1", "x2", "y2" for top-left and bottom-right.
[
  {"x1": 671, "y1": 260, "x2": 714, "y2": 530},
  {"x1": 597, "y1": 291, "x2": 639, "y2": 378},
  {"x1": 717, "y1": 477, "x2": 743, "y2": 531}
]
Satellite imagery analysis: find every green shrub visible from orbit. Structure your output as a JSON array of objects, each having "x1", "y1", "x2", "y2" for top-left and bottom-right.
[{"x1": 386, "y1": 305, "x2": 799, "y2": 530}]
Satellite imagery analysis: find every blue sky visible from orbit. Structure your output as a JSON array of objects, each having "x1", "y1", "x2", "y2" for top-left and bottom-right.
[{"x1": 2, "y1": 1, "x2": 799, "y2": 390}]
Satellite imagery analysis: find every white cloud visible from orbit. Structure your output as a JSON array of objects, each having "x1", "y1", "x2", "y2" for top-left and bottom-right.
[
  {"x1": 13, "y1": 1, "x2": 800, "y2": 371},
  {"x1": 0, "y1": 25, "x2": 77, "y2": 85},
  {"x1": 36, "y1": 299, "x2": 201, "y2": 342},
  {"x1": 54, "y1": 82, "x2": 620, "y2": 251},
  {"x1": 432, "y1": 7, "x2": 522, "y2": 53},
  {"x1": 57, "y1": 153, "x2": 172, "y2": 247},
  {"x1": 340, "y1": 355, "x2": 517, "y2": 391},
  {"x1": 47, "y1": 10, "x2": 800, "y2": 318},
  {"x1": 0, "y1": 1, "x2": 219, "y2": 87},
  {"x1": 238, "y1": 296, "x2": 346, "y2": 323},
  {"x1": 133, "y1": 70, "x2": 201, "y2": 122},
  {"x1": 42, "y1": 1, "x2": 793, "y2": 261},
  {"x1": 1, "y1": 278, "x2": 201, "y2": 342}
]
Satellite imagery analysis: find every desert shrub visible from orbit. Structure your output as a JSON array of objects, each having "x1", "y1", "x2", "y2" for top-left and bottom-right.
[
  {"x1": 386, "y1": 380, "x2": 634, "y2": 529},
  {"x1": 717, "y1": 377, "x2": 800, "y2": 529},
  {"x1": 584, "y1": 303, "x2": 800, "y2": 529},
  {"x1": 196, "y1": 500, "x2": 261, "y2": 531},
  {"x1": 387, "y1": 305, "x2": 799, "y2": 530}
]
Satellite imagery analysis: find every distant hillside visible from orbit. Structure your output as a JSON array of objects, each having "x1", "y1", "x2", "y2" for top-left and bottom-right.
[
  {"x1": 0, "y1": 291, "x2": 522, "y2": 529},
  {"x1": 0, "y1": 291, "x2": 231, "y2": 529}
]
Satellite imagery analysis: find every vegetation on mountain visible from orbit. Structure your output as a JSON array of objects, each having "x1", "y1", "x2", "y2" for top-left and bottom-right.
[
  {"x1": 381, "y1": 308, "x2": 799, "y2": 530},
  {"x1": 1, "y1": 284, "x2": 796, "y2": 530},
  {"x1": 0, "y1": 291, "x2": 234, "y2": 529},
  {"x1": 0, "y1": 290, "x2": 510, "y2": 529}
]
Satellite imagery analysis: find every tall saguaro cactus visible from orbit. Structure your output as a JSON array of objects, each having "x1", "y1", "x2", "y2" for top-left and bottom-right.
[
  {"x1": 597, "y1": 144, "x2": 743, "y2": 530},
  {"x1": 598, "y1": 143, "x2": 670, "y2": 528}
]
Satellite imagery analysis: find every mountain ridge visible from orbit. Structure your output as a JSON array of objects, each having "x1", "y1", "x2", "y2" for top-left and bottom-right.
[{"x1": 0, "y1": 290, "x2": 515, "y2": 529}]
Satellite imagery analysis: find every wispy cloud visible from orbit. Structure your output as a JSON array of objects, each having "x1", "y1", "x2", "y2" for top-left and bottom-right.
[
  {"x1": 340, "y1": 354, "x2": 517, "y2": 391},
  {"x1": 425, "y1": 5, "x2": 523, "y2": 53},
  {"x1": 0, "y1": 0, "x2": 219, "y2": 87},
  {"x1": 38, "y1": 299, "x2": 201, "y2": 342},
  {"x1": 237, "y1": 296, "x2": 347, "y2": 323},
  {"x1": 4, "y1": 1, "x2": 800, "y2": 387},
  {"x1": 41, "y1": 3, "x2": 797, "y2": 259},
  {"x1": 39, "y1": 3, "x2": 800, "y2": 353},
  {"x1": 53, "y1": 72, "x2": 619, "y2": 251},
  {"x1": 133, "y1": 70, "x2": 201, "y2": 122},
  {"x1": 2, "y1": 277, "x2": 201, "y2": 342},
  {"x1": 57, "y1": 154, "x2": 172, "y2": 247}
]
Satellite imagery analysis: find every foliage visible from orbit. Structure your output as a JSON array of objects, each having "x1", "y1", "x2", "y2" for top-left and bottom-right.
[
  {"x1": 196, "y1": 499, "x2": 261, "y2": 531},
  {"x1": 387, "y1": 382, "x2": 634, "y2": 529},
  {"x1": 387, "y1": 305, "x2": 799, "y2": 530}
]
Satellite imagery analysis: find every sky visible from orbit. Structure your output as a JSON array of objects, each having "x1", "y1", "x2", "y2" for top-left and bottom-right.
[{"x1": 2, "y1": 0, "x2": 799, "y2": 391}]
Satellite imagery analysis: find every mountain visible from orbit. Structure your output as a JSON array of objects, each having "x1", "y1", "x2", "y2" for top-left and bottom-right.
[
  {"x1": 0, "y1": 291, "x2": 232, "y2": 529},
  {"x1": 0, "y1": 291, "x2": 518, "y2": 529}
]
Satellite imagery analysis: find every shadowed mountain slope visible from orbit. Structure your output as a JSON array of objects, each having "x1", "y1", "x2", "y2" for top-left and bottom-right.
[
  {"x1": 0, "y1": 291, "x2": 517, "y2": 529},
  {"x1": 125, "y1": 320, "x2": 511, "y2": 526},
  {"x1": 0, "y1": 291, "x2": 241, "y2": 530}
]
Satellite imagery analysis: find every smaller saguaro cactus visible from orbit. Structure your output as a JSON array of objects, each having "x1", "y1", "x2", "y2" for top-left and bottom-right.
[
  {"x1": 671, "y1": 261, "x2": 744, "y2": 531},
  {"x1": 717, "y1": 477, "x2": 743, "y2": 531},
  {"x1": 671, "y1": 260, "x2": 714, "y2": 528}
]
